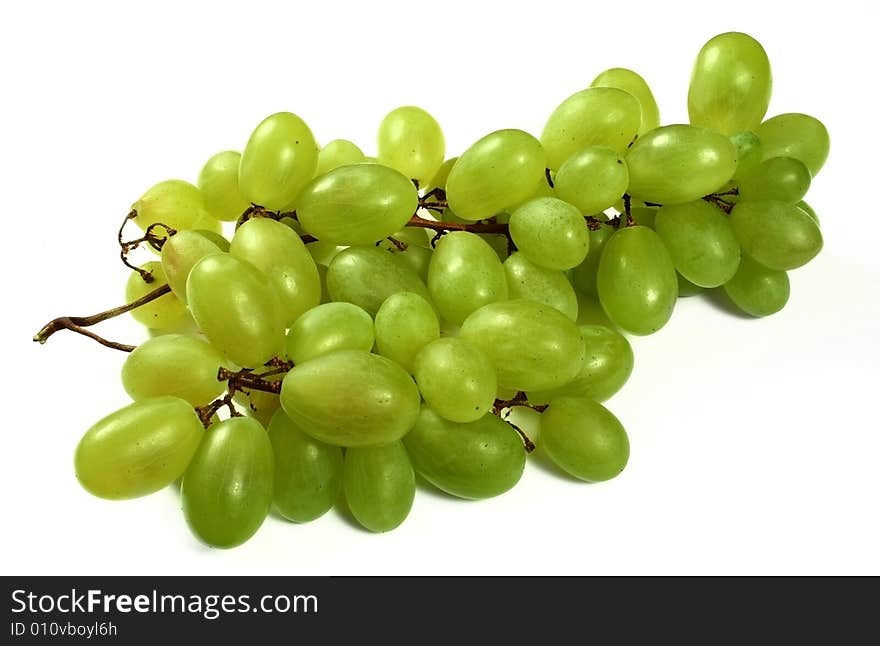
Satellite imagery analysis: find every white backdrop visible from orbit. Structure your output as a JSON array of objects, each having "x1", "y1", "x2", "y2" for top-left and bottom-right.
[{"x1": 1, "y1": 0, "x2": 877, "y2": 575}]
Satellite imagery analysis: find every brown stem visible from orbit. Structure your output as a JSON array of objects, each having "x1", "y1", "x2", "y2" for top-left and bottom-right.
[
  {"x1": 545, "y1": 167, "x2": 555, "y2": 188},
  {"x1": 407, "y1": 214, "x2": 509, "y2": 236},
  {"x1": 492, "y1": 391, "x2": 548, "y2": 415},
  {"x1": 217, "y1": 367, "x2": 284, "y2": 394}
]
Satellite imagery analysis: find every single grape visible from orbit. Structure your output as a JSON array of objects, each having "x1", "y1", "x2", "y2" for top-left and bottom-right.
[
  {"x1": 343, "y1": 441, "x2": 415, "y2": 533},
  {"x1": 755, "y1": 113, "x2": 830, "y2": 176},
  {"x1": 508, "y1": 197, "x2": 589, "y2": 270},
  {"x1": 198, "y1": 151, "x2": 250, "y2": 221},
  {"x1": 730, "y1": 201, "x2": 822, "y2": 270},
  {"x1": 377, "y1": 106, "x2": 445, "y2": 185},
  {"x1": 316, "y1": 139, "x2": 365, "y2": 175},
  {"x1": 738, "y1": 157, "x2": 811, "y2": 203},
  {"x1": 730, "y1": 131, "x2": 763, "y2": 181},
  {"x1": 570, "y1": 224, "x2": 614, "y2": 297},
  {"x1": 125, "y1": 261, "x2": 188, "y2": 329},
  {"x1": 374, "y1": 292, "x2": 440, "y2": 374},
  {"x1": 723, "y1": 254, "x2": 790, "y2": 317},
  {"x1": 796, "y1": 200, "x2": 820, "y2": 226},
  {"x1": 591, "y1": 67, "x2": 660, "y2": 135},
  {"x1": 423, "y1": 156, "x2": 457, "y2": 195},
  {"x1": 160, "y1": 230, "x2": 225, "y2": 301},
  {"x1": 131, "y1": 179, "x2": 211, "y2": 233},
  {"x1": 554, "y1": 147, "x2": 629, "y2": 216},
  {"x1": 503, "y1": 252, "x2": 579, "y2": 321},
  {"x1": 285, "y1": 302, "x2": 374, "y2": 364}
]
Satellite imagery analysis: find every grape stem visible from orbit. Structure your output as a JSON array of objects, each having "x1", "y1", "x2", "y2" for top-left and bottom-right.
[
  {"x1": 117, "y1": 210, "x2": 177, "y2": 282},
  {"x1": 492, "y1": 391, "x2": 546, "y2": 453}
]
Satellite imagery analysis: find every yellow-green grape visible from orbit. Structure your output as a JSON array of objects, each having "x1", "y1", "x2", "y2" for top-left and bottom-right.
[
  {"x1": 181, "y1": 417, "x2": 274, "y2": 548},
  {"x1": 230, "y1": 217, "x2": 321, "y2": 326},
  {"x1": 186, "y1": 253, "x2": 284, "y2": 368},
  {"x1": 198, "y1": 151, "x2": 250, "y2": 221},
  {"x1": 654, "y1": 200, "x2": 741, "y2": 287},
  {"x1": 383, "y1": 238, "x2": 432, "y2": 282},
  {"x1": 191, "y1": 211, "x2": 224, "y2": 235},
  {"x1": 541, "y1": 396, "x2": 629, "y2": 482},
  {"x1": 160, "y1": 230, "x2": 224, "y2": 301},
  {"x1": 377, "y1": 106, "x2": 445, "y2": 185},
  {"x1": 374, "y1": 292, "x2": 440, "y2": 373},
  {"x1": 424, "y1": 156, "x2": 457, "y2": 194},
  {"x1": 503, "y1": 252, "x2": 578, "y2": 321},
  {"x1": 316, "y1": 139, "x2": 366, "y2": 175},
  {"x1": 131, "y1": 179, "x2": 210, "y2": 233},
  {"x1": 677, "y1": 273, "x2": 704, "y2": 297},
  {"x1": 508, "y1": 197, "x2": 589, "y2": 270},
  {"x1": 428, "y1": 231, "x2": 507, "y2": 325},
  {"x1": 738, "y1": 157, "x2": 811, "y2": 203},
  {"x1": 730, "y1": 131, "x2": 763, "y2": 181},
  {"x1": 192, "y1": 229, "x2": 230, "y2": 251},
  {"x1": 285, "y1": 302, "x2": 374, "y2": 364},
  {"x1": 75, "y1": 397, "x2": 204, "y2": 500},
  {"x1": 125, "y1": 262, "x2": 187, "y2": 329},
  {"x1": 280, "y1": 350, "x2": 420, "y2": 447},
  {"x1": 343, "y1": 441, "x2": 415, "y2": 533},
  {"x1": 625, "y1": 125, "x2": 738, "y2": 204},
  {"x1": 730, "y1": 201, "x2": 822, "y2": 270},
  {"x1": 403, "y1": 405, "x2": 525, "y2": 499},
  {"x1": 723, "y1": 254, "x2": 790, "y2": 317},
  {"x1": 541, "y1": 87, "x2": 641, "y2": 168},
  {"x1": 233, "y1": 374, "x2": 282, "y2": 427},
  {"x1": 121, "y1": 334, "x2": 225, "y2": 406},
  {"x1": 307, "y1": 238, "x2": 343, "y2": 267},
  {"x1": 688, "y1": 32, "x2": 772, "y2": 135},
  {"x1": 239, "y1": 112, "x2": 318, "y2": 210},
  {"x1": 796, "y1": 200, "x2": 820, "y2": 226},
  {"x1": 413, "y1": 337, "x2": 497, "y2": 423},
  {"x1": 591, "y1": 67, "x2": 660, "y2": 135},
  {"x1": 554, "y1": 147, "x2": 629, "y2": 215},
  {"x1": 446, "y1": 129, "x2": 546, "y2": 221},
  {"x1": 327, "y1": 246, "x2": 431, "y2": 316},
  {"x1": 459, "y1": 299, "x2": 585, "y2": 391},
  {"x1": 630, "y1": 206, "x2": 657, "y2": 229},
  {"x1": 570, "y1": 224, "x2": 614, "y2": 297},
  {"x1": 755, "y1": 113, "x2": 830, "y2": 176},
  {"x1": 267, "y1": 409, "x2": 343, "y2": 523},
  {"x1": 597, "y1": 226, "x2": 678, "y2": 335}
]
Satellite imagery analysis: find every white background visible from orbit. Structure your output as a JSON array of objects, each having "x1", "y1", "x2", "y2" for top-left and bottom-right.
[{"x1": 1, "y1": 0, "x2": 878, "y2": 575}]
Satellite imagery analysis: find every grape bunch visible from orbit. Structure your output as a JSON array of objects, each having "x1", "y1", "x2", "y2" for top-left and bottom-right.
[{"x1": 37, "y1": 31, "x2": 828, "y2": 548}]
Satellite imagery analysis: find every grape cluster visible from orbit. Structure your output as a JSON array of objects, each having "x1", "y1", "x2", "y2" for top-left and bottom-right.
[{"x1": 56, "y1": 31, "x2": 827, "y2": 548}]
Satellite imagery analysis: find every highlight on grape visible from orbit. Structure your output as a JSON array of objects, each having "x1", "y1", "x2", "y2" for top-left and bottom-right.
[{"x1": 33, "y1": 31, "x2": 827, "y2": 548}]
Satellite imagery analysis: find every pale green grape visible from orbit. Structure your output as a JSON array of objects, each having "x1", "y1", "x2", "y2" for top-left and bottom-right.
[
  {"x1": 677, "y1": 273, "x2": 704, "y2": 297},
  {"x1": 797, "y1": 200, "x2": 820, "y2": 226},
  {"x1": 392, "y1": 241, "x2": 432, "y2": 281},
  {"x1": 428, "y1": 231, "x2": 507, "y2": 325},
  {"x1": 723, "y1": 254, "x2": 790, "y2": 317},
  {"x1": 738, "y1": 157, "x2": 811, "y2": 203},
  {"x1": 413, "y1": 337, "x2": 497, "y2": 423},
  {"x1": 267, "y1": 409, "x2": 343, "y2": 523},
  {"x1": 541, "y1": 396, "x2": 629, "y2": 482},
  {"x1": 591, "y1": 67, "x2": 660, "y2": 135},
  {"x1": 377, "y1": 228, "x2": 433, "y2": 282},
  {"x1": 280, "y1": 350, "x2": 420, "y2": 447},
  {"x1": 230, "y1": 217, "x2": 321, "y2": 326},
  {"x1": 570, "y1": 224, "x2": 613, "y2": 296},
  {"x1": 730, "y1": 131, "x2": 763, "y2": 181},
  {"x1": 503, "y1": 252, "x2": 578, "y2": 321},
  {"x1": 186, "y1": 253, "x2": 284, "y2": 368},
  {"x1": 688, "y1": 32, "x2": 772, "y2": 135},
  {"x1": 285, "y1": 302, "x2": 374, "y2": 364},
  {"x1": 378, "y1": 227, "x2": 431, "y2": 249},
  {"x1": 625, "y1": 125, "x2": 738, "y2": 204},
  {"x1": 316, "y1": 139, "x2": 365, "y2": 175},
  {"x1": 424, "y1": 156, "x2": 457, "y2": 194},
  {"x1": 344, "y1": 441, "x2": 414, "y2": 533},
  {"x1": 327, "y1": 246, "x2": 430, "y2": 315},
  {"x1": 75, "y1": 397, "x2": 204, "y2": 500},
  {"x1": 630, "y1": 206, "x2": 657, "y2": 229},
  {"x1": 182, "y1": 417, "x2": 274, "y2": 548},
  {"x1": 459, "y1": 299, "x2": 585, "y2": 391},
  {"x1": 597, "y1": 226, "x2": 678, "y2": 334},
  {"x1": 654, "y1": 200, "x2": 741, "y2": 287},
  {"x1": 191, "y1": 229, "x2": 230, "y2": 251},
  {"x1": 160, "y1": 229, "x2": 224, "y2": 301},
  {"x1": 508, "y1": 197, "x2": 589, "y2": 270},
  {"x1": 125, "y1": 262, "x2": 187, "y2": 329},
  {"x1": 239, "y1": 112, "x2": 318, "y2": 210},
  {"x1": 541, "y1": 87, "x2": 641, "y2": 168},
  {"x1": 297, "y1": 164, "x2": 418, "y2": 245},
  {"x1": 755, "y1": 113, "x2": 830, "y2": 175},
  {"x1": 374, "y1": 292, "x2": 440, "y2": 373},
  {"x1": 377, "y1": 106, "x2": 445, "y2": 184},
  {"x1": 554, "y1": 147, "x2": 629, "y2": 215},
  {"x1": 198, "y1": 151, "x2": 250, "y2": 221},
  {"x1": 446, "y1": 129, "x2": 546, "y2": 221},
  {"x1": 192, "y1": 212, "x2": 224, "y2": 236},
  {"x1": 131, "y1": 179, "x2": 211, "y2": 233},
  {"x1": 404, "y1": 406, "x2": 525, "y2": 499},
  {"x1": 730, "y1": 201, "x2": 822, "y2": 270}
]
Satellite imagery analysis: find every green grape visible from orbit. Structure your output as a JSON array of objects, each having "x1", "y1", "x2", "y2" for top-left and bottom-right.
[
  {"x1": 239, "y1": 112, "x2": 318, "y2": 210},
  {"x1": 730, "y1": 131, "x2": 763, "y2": 181},
  {"x1": 507, "y1": 173, "x2": 557, "y2": 212},
  {"x1": 233, "y1": 373, "x2": 283, "y2": 427},
  {"x1": 503, "y1": 252, "x2": 578, "y2": 321},
  {"x1": 285, "y1": 302, "x2": 374, "y2": 364},
  {"x1": 343, "y1": 441, "x2": 415, "y2": 533},
  {"x1": 630, "y1": 206, "x2": 657, "y2": 229},
  {"x1": 379, "y1": 227, "x2": 431, "y2": 249},
  {"x1": 297, "y1": 164, "x2": 419, "y2": 245},
  {"x1": 230, "y1": 217, "x2": 321, "y2": 326},
  {"x1": 182, "y1": 417, "x2": 274, "y2": 548},
  {"x1": 459, "y1": 299, "x2": 585, "y2": 391},
  {"x1": 377, "y1": 228, "x2": 433, "y2": 281},
  {"x1": 730, "y1": 201, "x2": 822, "y2": 270},
  {"x1": 554, "y1": 147, "x2": 629, "y2": 215},
  {"x1": 446, "y1": 129, "x2": 546, "y2": 221},
  {"x1": 570, "y1": 224, "x2": 613, "y2": 297},
  {"x1": 125, "y1": 262, "x2": 187, "y2": 329},
  {"x1": 723, "y1": 254, "x2": 790, "y2": 317},
  {"x1": 404, "y1": 406, "x2": 525, "y2": 499},
  {"x1": 738, "y1": 157, "x2": 811, "y2": 203},
  {"x1": 424, "y1": 156, "x2": 457, "y2": 194},
  {"x1": 796, "y1": 200, "x2": 820, "y2": 226},
  {"x1": 654, "y1": 200, "x2": 741, "y2": 287},
  {"x1": 393, "y1": 241, "x2": 432, "y2": 282},
  {"x1": 327, "y1": 246, "x2": 430, "y2": 316},
  {"x1": 131, "y1": 179, "x2": 211, "y2": 233},
  {"x1": 121, "y1": 334, "x2": 225, "y2": 406},
  {"x1": 591, "y1": 67, "x2": 660, "y2": 135},
  {"x1": 306, "y1": 238, "x2": 343, "y2": 267},
  {"x1": 677, "y1": 273, "x2": 704, "y2": 297},
  {"x1": 413, "y1": 337, "x2": 497, "y2": 423},
  {"x1": 192, "y1": 211, "x2": 224, "y2": 236},
  {"x1": 541, "y1": 87, "x2": 641, "y2": 168},
  {"x1": 541, "y1": 396, "x2": 629, "y2": 482},
  {"x1": 625, "y1": 125, "x2": 738, "y2": 204},
  {"x1": 198, "y1": 151, "x2": 250, "y2": 221},
  {"x1": 316, "y1": 139, "x2": 365, "y2": 175},
  {"x1": 528, "y1": 324, "x2": 633, "y2": 404},
  {"x1": 186, "y1": 253, "x2": 284, "y2": 368},
  {"x1": 374, "y1": 292, "x2": 440, "y2": 373},
  {"x1": 508, "y1": 197, "x2": 589, "y2": 270},
  {"x1": 688, "y1": 32, "x2": 772, "y2": 135},
  {"x1": 75, "y1": 396, "x2": 204, "y2": 500},
  {"x1": 597, "y1": 226, "x2": 678, "y2": 335},
  {"x1": 755, "y1": 113, "x2": 830, "y2": 176},
  {"x1": 267, "y1": 409, "x2": 343, "y2": 523},
  {"x1": 160, "y1": 229, "x2": 224, "y2": 301},
  {"x1": 280, "y1": 350, "x2": 420, "y2": 447},
  {"x1": 194, "y1": 229, "x2": 229, "y2": 250},
  {"x1": 377, "y1": 106, "x2": 445, "y2": 185}
]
